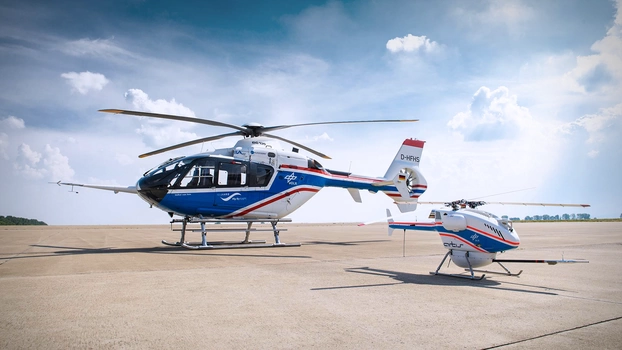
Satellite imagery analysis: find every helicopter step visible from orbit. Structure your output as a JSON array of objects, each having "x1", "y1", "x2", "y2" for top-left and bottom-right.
[{"x1": 164, "y1": 217, "x2": 300, "y2": 249}]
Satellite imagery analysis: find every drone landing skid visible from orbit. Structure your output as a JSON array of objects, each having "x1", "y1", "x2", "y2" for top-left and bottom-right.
[
  {"x1": 429, "y1": 250, "x2": 486, "y2": 281},
  {"x1": 467, "y1": 261, "x2": 523, "y2": 277},
  {"x1": 165, "y1": 217, "x2": 300, "y2": 250}
]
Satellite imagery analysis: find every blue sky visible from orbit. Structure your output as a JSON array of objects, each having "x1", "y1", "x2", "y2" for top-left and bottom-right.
[{"x1": 0, "y1": 0, "x2": 620, "y2": 224}]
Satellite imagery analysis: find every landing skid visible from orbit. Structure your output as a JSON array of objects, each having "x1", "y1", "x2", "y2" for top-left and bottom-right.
[
  {"x1": 181, "y1": 242, "x2": 300, "y2": 250},
  {"x1": 165, "y1": 217, "x2": 300, "y2": 250},
  {"x1": 162, "y1": 240, "x2": 268, "y2": 247},
  {"x1": 468, "y1": 261, "x2": 523, "y2": 277},
  {"x1": 430, "y1": 250, "x2": 486, "y2": 280}
]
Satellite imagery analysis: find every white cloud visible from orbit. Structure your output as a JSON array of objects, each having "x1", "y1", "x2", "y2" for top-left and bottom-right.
[
  {"x1": 564, "y1": 0, "x2": 622, "y2": 94},
  {"x1": 61, "y1": 38, "x2": 136, "y2": 59},
  {"x1": 123, "y1": 89, "x2": 199, "y2": 149},
  {"x1": 304, "y1": 132, "x2": 334, "y2": 143},
  {"x1": 452, "y1": 0, "x2": 534, "y2": 36},
  {"x1": 61, "y1": 71, "x2": 109, "y2": 94},
  {"x1": 115, "y1": 153, "x2": 134, "y2": 166},
  {"x1": 124, "y1": 89, "x2": 195, "y2": 116},
  {"x1": 42, "y1": 144, "x2": 75, "y2": 180},
  {"x1": 561, "y1": 103, "x2": 622, "y2": 145},
  {"x1": 136, "y1": 124, "x2": 199, "y2": 149},
  {"x1": 447, "y1": 86, "x2": 532, "y2": 141},
  {"x1": 15, "y1": 143, "x2": 44, "y2": 178},
  {"x1": 15, "y1": 143, "x2": 74, "y2": 180},
  {"x1": 386, "y1": 34, "x2": 439, "y2": 54},
  {"x1": 0, "y1": 133, "x2": 9, "y2": 160},
  {"x1": 17, "y1": 143, "x2": 41, "y2": 165},
  {"x1": 0, "y1": 116, "x2": 25, "y2": 130}
]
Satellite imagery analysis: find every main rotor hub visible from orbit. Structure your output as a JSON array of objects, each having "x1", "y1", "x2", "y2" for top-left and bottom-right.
[
  {"x1": 242, "y1": 122, "x2": 265, "y2": 137},
  {"x1": 445, "y1": 199, "x2": 487, "y2": 210}
]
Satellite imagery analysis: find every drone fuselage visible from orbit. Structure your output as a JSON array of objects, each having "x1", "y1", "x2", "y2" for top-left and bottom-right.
[{"x1": 390, "y1": 208, "x2": 520, "y2": 268}]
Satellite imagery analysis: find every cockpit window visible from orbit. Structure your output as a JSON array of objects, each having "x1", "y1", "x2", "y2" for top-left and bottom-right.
[{"x1": 147, "y1": 158, "x2": 188, "y2": 178}]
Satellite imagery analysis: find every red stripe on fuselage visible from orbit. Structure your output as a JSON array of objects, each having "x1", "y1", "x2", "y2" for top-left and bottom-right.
[
  {"x1": 467, "y1": 225, "x2": 519, "y2": 246},
  {"x1": 439, "y1": 233, "x2": 488, "y2": 252},
  {"x1": 226, "y1": 187, "x2": 320, "y2": 218}
]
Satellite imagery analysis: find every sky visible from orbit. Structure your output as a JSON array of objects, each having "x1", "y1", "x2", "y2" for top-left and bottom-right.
[{"x1": 0, "y1": 0, "x2": 620, "y2": 225}]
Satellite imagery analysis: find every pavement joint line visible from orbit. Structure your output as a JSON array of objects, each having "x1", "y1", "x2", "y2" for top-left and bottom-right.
[
  {"x1": 555, "y1": 294, "x2": 622, "y2": 305},
  {"x1": 481, "y1": 315, "x2": 622, "y2": 349}
]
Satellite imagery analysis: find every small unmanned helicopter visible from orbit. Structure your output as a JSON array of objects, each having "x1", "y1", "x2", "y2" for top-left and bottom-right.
[
  {"x1": 385, "y1": 199, "x2": 590, "y2": 280},
  {"x1": 57, "y1": 109, "x2": 427, "y2": 249}
]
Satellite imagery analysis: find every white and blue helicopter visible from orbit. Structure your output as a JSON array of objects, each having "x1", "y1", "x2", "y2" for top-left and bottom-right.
[
  {"x1": 57, "y1": 109, "x2": 427, "y2": 249},
  {"x1": 386, "y1": 199, "x2": 590, "y2": 280}
]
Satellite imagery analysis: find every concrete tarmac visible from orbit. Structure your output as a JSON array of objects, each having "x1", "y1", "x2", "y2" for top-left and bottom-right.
[{"x1": 1, "y1": 221, "x2": 621, "y2": 349}]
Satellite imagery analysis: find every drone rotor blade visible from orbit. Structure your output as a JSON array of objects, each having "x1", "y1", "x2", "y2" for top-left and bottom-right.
[
  {"x1": 262, "y1": 119, "x2": 419, "y2": 133},
  {"x1": 99, "y1": 109, "x2": 247, "y2": 133},
  {"x1": 138, "y1": 131, "x2": 244, "y2": 158},
  {"x1": 263, "y1": 133, "x2": 332, "y2": 159},
  {"x1": 483, "y1": 202, "x2": 591, "y2": 207}
]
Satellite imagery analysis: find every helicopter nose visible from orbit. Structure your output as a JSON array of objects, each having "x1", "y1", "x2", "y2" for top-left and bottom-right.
[
  {"x1": 508, "y1": 228, "x2": 520, "y2": 246},
  {"x1": 136, "y1": 176, "x2": 168, "y2": 203}
]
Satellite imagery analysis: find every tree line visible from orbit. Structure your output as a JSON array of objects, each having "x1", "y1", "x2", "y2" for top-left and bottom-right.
[
  {"x1": 506, "y1": 213, "x2": 592, "y2": 221},
  {"x1": 0, "y1": 216, "x2": 47, "y2": 225}
]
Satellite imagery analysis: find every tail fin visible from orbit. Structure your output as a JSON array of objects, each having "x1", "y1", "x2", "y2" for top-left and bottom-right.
[
  {"x1": 386, "y1": 208, "x2": 395, "y2": 236},
  {"x1": 379, "y1": 139, "x2": 427, "y2": 213}
]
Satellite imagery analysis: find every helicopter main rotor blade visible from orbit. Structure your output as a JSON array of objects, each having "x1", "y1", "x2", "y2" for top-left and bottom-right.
[
  {"x1": 261, "y1": 119, "x2": 419, "y2": 133},
  {"x1": 138, "y1": 131, "x2": 245, "y2": 158},
  {"x1": 100, "y1": 109, "x2": 248, "y2": 133},
  {"x1": 263, "y1": 133, "x2": 332, "y2": 159}
]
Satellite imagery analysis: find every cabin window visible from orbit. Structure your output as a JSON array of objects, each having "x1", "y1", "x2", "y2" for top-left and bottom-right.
[
  {"x1": 178, "y1": 159, "x2": 216, "y2": 188},
  {"x1": 217, "y1": 162, "x2": 247, "y2": 187},
  {"x1": 254, "y1": 164, "x2": 274, "y2": 187}
]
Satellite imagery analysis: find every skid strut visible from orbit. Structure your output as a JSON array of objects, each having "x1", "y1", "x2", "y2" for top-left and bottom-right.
[
  {"x1": 429, "y1": 250, "x2": 486, "y2": 280},
  {"x1": 163, "y1": 217, "x2": 300, "y2": 250}
]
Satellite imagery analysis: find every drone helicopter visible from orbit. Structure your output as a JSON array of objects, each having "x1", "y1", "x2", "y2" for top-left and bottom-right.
[
  {"x1": 385, "y1": 199, "x2": 590, "y2": 280},
  {"x1": 57, "y1": 109, "x2": 428, "y2": 249}
]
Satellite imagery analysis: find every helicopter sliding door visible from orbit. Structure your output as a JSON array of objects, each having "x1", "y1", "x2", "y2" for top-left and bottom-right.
[{"x1": 212, "y1": 161, "x2": 276, "y2": 215}]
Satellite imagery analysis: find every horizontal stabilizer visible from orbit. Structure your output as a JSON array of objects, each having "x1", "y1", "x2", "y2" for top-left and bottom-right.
[
  {"x1": 347, "y1": 188, "x2": 362, "y2": 203},
  {"x1": 396, "y1": 202, "x2": 418, "y2": 213}
]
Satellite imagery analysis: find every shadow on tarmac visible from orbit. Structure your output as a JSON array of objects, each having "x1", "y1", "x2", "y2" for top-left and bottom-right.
[
  {"x1": 311, "y1": 266, "x2": 565, "y2": 295},
  {"x1": 304, "y1": 239, "x2": 391, "y2": 246},
  {"x1": 0, "y1": 244, "x2": 312, "y2": 260}
]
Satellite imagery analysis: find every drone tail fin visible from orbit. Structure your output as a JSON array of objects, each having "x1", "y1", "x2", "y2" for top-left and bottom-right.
[
  {"x1": 379, "y1": 139, "x2": 427, "y2": 213},
  {"x1": 386, "y1": 208, "x2": 395, "y2": 236}
]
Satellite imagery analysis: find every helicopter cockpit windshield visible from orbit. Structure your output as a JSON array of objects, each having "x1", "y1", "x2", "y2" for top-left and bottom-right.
[{"x1": 139, "y1": 155, "x2": 276, "y2": 194}]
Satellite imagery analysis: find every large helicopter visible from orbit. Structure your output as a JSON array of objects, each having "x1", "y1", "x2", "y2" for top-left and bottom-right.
[
  {"x1": 57, "y1": 109, "x2": 427, "y2": 249},
  {"x1": 384, "y1": 199, "x2": 590, "y2": 280}
]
